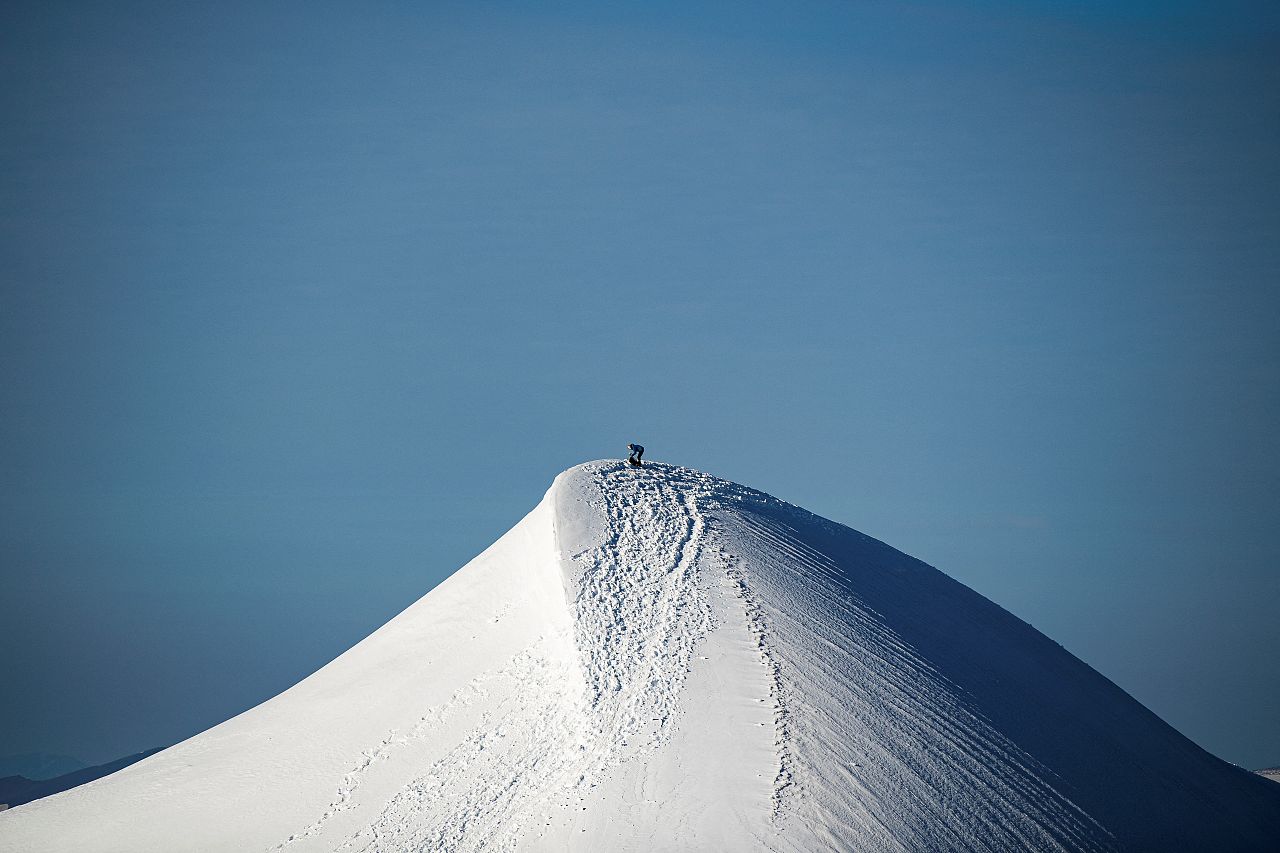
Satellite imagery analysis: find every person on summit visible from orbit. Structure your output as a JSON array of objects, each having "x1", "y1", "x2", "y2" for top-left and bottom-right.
[{"x1": 627, "y1": 443, "x2": 644, "y2": 467}]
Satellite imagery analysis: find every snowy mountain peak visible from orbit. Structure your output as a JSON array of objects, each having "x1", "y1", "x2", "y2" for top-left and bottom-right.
[{"x1": 3, "y1": 460, "x2": 1278, "y2": 851}]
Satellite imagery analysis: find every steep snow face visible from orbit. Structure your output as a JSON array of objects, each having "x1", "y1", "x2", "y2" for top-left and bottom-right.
[{"x1": 3, "y1": 461, "x2": 1279, "y2": 852}]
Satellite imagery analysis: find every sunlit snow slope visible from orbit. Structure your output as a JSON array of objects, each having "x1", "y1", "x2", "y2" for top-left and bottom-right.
[{"x1": 3, "y1": 461, "x2": 1278, "y2": 852}]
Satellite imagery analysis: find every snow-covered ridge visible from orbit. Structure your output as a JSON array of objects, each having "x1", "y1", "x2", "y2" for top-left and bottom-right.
[{"x1": 2, "y1": 460, "x2": 1278, "y2": 852}]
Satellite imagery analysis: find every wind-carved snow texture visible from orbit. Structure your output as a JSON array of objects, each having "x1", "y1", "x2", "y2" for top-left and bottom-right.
[
  {"x1": 5, "y1": 459, "x2": 1280, "y2": 853},
  {"x1": 710, "y1": 493, "x2": 1110, "y2": 852}
]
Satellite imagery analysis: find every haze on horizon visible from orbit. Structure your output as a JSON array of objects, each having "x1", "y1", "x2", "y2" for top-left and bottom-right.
[{"x1": 1, "y1": 0, "x2": 1277, "y2": 775}]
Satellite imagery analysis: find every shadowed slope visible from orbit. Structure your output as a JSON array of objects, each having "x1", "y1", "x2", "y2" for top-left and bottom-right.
[{"x1": 691, "y1": 465, "x2": 1280, "y2": 850}]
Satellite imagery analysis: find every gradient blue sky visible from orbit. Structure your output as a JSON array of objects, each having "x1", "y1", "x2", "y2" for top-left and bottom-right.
[{"x1": 2, "y1": 1, "x2": 1277, "y2": 769}]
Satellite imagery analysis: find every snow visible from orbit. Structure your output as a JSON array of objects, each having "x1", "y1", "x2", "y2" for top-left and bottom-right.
[{"x1": 2, "y1": 460, "x2": 1278, "y2": 851}]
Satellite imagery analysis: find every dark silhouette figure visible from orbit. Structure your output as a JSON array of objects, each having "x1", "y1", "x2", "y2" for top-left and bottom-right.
[{"x1": 627, "y1": 443, "x2": 644, "y2": 467}]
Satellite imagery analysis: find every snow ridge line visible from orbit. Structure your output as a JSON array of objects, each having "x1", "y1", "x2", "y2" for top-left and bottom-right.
[
  {"x1": 717, "y1": 539, "x2": 796, "y2": 821},
  {"x1": 564, "y1": 463, "x2": 804, "y2": 830}
]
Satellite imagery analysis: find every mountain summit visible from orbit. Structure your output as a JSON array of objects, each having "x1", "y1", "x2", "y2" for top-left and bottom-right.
[{"x1": 3, "y1": 461, "x2": 1277, "y2": 851}]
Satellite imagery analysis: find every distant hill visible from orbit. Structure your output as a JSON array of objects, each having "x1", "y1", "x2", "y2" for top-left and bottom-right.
[
  {"x1": 1258, "y1": 767, "x2": 1280, "y2": 784},
  {"x1": 0, "y1": 753, "x2": 84, "y2": 781},
  {"x1": 0, "y1": 748, "x2": 164, "y2": 809}
]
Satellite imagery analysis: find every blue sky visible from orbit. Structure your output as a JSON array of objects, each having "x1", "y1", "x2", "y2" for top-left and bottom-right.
[{"x1": 2, "y1": 1, "x2": 1277, "y2": 769}]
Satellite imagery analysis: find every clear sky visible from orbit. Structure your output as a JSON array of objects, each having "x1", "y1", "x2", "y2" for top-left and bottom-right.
[{"x1": 2, "y1": 1, "x2": 1276, "y2": 770}]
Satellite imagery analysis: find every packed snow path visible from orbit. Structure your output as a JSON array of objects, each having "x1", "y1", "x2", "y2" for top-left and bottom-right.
[{"x1": 3, "y1": 461, "x2": 1279, "y2": 852}]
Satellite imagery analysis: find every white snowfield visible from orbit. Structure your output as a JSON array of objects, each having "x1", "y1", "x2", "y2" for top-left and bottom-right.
[{"x1": 3, "y1": 461, "x2": 1278, "y2": 852}]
